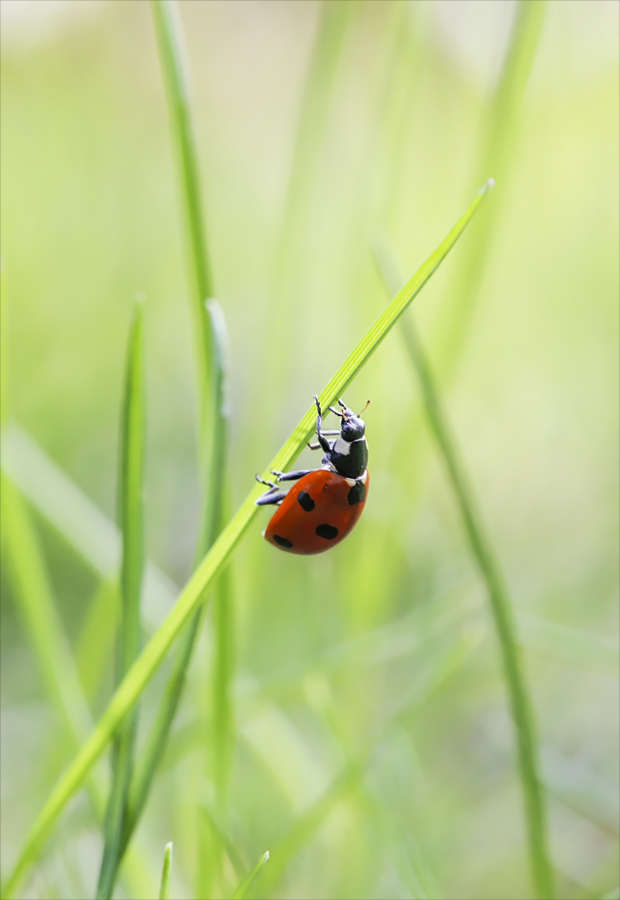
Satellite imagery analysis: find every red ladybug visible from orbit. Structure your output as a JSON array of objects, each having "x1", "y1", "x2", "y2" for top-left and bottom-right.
[{"x1": 256, "y1": 396, "x2": 370, "y2": 554}]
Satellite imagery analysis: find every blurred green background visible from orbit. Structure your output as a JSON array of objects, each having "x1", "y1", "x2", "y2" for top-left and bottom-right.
[{"x1": 1, "y1": 1, "x2": 618, "y2": 898}]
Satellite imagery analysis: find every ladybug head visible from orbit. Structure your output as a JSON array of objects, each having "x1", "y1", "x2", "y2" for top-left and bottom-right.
[{"x1": 330, "y1": 398, "x2": 369, "y2": 442}]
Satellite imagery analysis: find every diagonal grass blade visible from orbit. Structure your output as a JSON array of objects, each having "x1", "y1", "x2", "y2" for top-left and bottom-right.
[{"x1": 0, "y1": 180, "x2": 490, "y2": 900}]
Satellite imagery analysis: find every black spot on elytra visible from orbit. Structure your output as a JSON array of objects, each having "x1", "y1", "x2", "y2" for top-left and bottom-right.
[
  {"x1": 297, "y1": 490, "x2": 315, "y2": 512},
  {"x1": 273, "y1": 534, "x2": 293, "y2": 548},
  {"x1": 315, "y1": 523, "x2": 339, "y2": 541},
  {"x1": 347, "y1": 481, "x2": 366, "y2": 505}
]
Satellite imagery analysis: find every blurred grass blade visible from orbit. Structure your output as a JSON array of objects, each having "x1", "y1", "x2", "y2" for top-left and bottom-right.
[
  {"x1": 75, "y1": 580, "x2": 120, "y2": 703},
  {"x1": 602, "y1": 890, "x2": 620, "y2": 900},
  {"x1": 516, "y1": 613, "x2": 619, "y2": 674},
  {"x1": 96, "y1": 300, "x2": 146, "y2": 899},
  {"x1": 0, "y1": 474, "x2": 152, "y2": 899},
  {"x1": 158, "y1": 842, "x2": 173, "y2": 900},
  {"x1": 273, "y1": 0, "x2": 353, "y2": 295},
  {"x1": 0, "y1": 182, "x2": 490, "y2": 900},
  {"x1": 1, "y1": 474, "x2": 101, "y2": 761},
  {"x1": 230, "y1": 851, "x2": 269, "y2": 900},
  {"x1": 374, "y1": 239, "x2": 553, "y2": 900},
  {"x1": 436, "y1": 0, "x2": 547, "y2": 379},
  {"x1": 0, "y1": 423, "x2": 176, "y2": 626}
]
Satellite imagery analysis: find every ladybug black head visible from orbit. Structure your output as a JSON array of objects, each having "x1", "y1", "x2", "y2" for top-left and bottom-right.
[{"x1": 330, "y1": 398, "x2": 368, "y2": 442}]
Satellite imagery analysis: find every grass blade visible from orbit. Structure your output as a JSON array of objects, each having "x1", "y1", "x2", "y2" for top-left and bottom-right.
[
  {"x1": 115, "y1": 1, "x2": 230, "y2": 878},
  {"x1": 158, "y1": 842, "x2": 173, "y2": 900},
  {"x1": 0, "y1": 423, "x2": 177, "y2": 626},
  {"x1": 435, "y1": 0, "x2": 547, "y2": 380},
  {"x1": 374, "y1": 240, "x2": 553, "y2": 899},
  {"x1": 0, "y1": 182, "x2": 490, "y2": 900},
  {"x1": 96, "y1": 300, "x2": 146, "y2": 899},
  {"x1": 230, "y1": 851, "x2": 269, "y2": 900},
  {"x1": 0, "y1": 475, "x2": 152, "y2": 899}
]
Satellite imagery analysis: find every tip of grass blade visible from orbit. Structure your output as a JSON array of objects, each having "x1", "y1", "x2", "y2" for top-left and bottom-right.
[
  {"x1": 482, "y1": 177, "x2": 496, "y2": 191},
  {"x1": 159, "y1": 841, "x2": 173, "y2": 900},
  {"x1": 230, "y1": 850, "x2": 270, "y2": 900}
]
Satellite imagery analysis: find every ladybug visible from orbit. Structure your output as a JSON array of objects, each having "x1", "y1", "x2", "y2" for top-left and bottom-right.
[{"x1": 255, "y1": 395, "x2": 370, "y2": 555}]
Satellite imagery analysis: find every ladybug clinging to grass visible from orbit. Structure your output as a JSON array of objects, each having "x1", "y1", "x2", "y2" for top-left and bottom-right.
[{"x1": 255, "y1": 396, "x2": 370, "y2": 555}]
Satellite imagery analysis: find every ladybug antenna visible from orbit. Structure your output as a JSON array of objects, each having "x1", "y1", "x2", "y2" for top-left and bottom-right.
[{"x1": 358, "y1": 399, "x2": 370, "y2": 416}]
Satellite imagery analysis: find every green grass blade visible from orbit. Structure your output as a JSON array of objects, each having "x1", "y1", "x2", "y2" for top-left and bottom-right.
[
  {"x1": 1, "y1": 474, "x2": 99, "y2": 757},
  {"x1": 602, "y1": 890, "x2": 620, "y2": 900},
  {"x1": 158, "y1": 842, "x2": 173, "y2": 900},
  {"x1": 230, "y1": 851, "x2": 269, "y2": 900},
  {"x1": 0, "y1": 424, "x2": 177, "y2": 626},
  {"x1": 96, "y1": 300, "x2": 146, "y2": 900},
  {"x1": 374, "y1": 240, "x2": 553, "y2": 900},
  {"x1": 117, "y1": 1, "x2": 230, "y2": 876},
  {"x1": 0, "y1": 183, "x2": 490, "y2": 900},
  {"x1": 436, "y1": 0, "x2": 547, "y2": 380},
  {"x1": 118, "y1": 302, "x2": 229, "y2": 868},
  {"x1": 150, "y1": 0, "x2": 213, "y2": 374},
  {"x1": 0, "y1": 474, "x2": 153, "y2": 899}
]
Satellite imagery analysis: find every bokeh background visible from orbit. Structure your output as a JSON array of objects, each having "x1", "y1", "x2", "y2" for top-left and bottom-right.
[{"x1": 1, "y1": 1, "x2": 618, "y2": 898}]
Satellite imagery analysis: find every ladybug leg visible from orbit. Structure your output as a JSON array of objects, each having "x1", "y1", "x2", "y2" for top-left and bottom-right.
[
  {"x1": 313, "y1": 395, "x2": 335, "y2": 454},
  {"x1": 270, "y1": 468, "x2": 318, "y2": 482},
  {"x1": 254, "y1": 475, "x2": 287, "y2": 506},
  {"x1": 255, "y1": 490, "x2": 287, "y2": 506}
]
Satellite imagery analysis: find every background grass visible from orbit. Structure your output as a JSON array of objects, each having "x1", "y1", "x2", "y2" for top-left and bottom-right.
[{"x1": 1, "y1": 2, "x2": 618, "y2": 899}]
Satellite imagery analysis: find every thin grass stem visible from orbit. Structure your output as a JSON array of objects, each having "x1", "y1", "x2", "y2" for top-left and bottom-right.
[
  {"x1": 0, "y1": 182, "x2": 490, "y2": 900},
  {"x1": 374, "y1": 242, "x2": 553, "y2": 900},
  {"x1": 115, "y1": 3, "x2": 230, "y2": 880},
  {"x1": 96, "y1": 300, "x2": 146, "y2": 900}
]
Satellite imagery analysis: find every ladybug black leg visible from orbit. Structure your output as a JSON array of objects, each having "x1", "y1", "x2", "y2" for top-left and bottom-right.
[
  {"x1": 255, "y1": 474, "x2": 287, "y2": 506},
  {"x1": 313, "y1": 396, "x2": 334, "y2": 454},
  {"x1": 255, "y1": 490, "x2": 287, "y2": 506},
  {"x1": 270, "y1": 468, "x2": 318, "y2": 482}
]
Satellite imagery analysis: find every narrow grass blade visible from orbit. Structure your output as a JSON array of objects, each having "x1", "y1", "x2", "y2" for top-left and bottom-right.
[
  {"x1": 0, "y1": 183, "x2": 490, "y2": 900},
  {"x1": 436, "y1": 0, "x2": 547, "y2": 380},
  {"x1": 118, "y1": 2, "x2": 230, "y2": 878},
  {"x1": 150, "y1": 0, "x2": 213, "y2": 389},
  {"x1": 374, "y1": 240, "x2": 553, "y2": 900},
  {"x1": 158, "y1": 842, "x2": 173, "y2": 900},
  {"x1": 96, "y1": 300, "x2": 146, "y2": 900},
  {"x1": 0, "y1": 474, "x2": 152, "y2": 899},
  {"x1": 230, "y1": 851, "x2": 269, "y2": 900}
]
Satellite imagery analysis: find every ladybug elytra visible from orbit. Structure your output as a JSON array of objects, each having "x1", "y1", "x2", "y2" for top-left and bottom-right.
[{"x1": 255, "y1": 396, "x2": 370, "y2": 555}]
